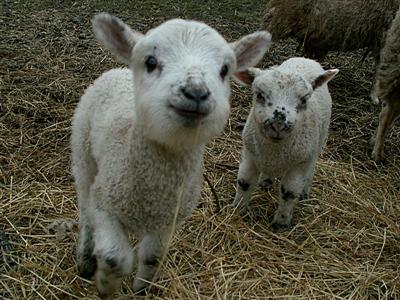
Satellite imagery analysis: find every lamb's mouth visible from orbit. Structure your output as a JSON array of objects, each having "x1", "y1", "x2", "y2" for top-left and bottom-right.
[
  {"x1": 170, "y1": 105, "x2": 209, "y2": 120},
  {"x1": 269, "y1": 136, "x2": 284, "y2": 142},
  {"x1": 266, "y1": 130, "x2": 286, "y2": 142}
]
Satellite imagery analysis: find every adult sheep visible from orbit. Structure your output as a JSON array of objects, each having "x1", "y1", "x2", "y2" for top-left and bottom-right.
[
  {"x1": 231, "y1": 57, "x2": 338, "y2": 229},
  {"x1": 263, "y1": 0, "x2": 398, "y2": 101},
  {"x1": 371, "y1": 7, "x2": 400, "y2": 162},
  {"x1": 71, "y1": 13, "x2": 271, "y2": 298}
]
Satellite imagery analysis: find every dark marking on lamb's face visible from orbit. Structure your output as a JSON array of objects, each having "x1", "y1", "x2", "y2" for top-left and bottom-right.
[
  {"x1": 238, "y1": 179, "x2": 250, "y2": 191},
  {"x1": 281, "y1": 186, "x2": 296, "y2": 201},
  {"x1": 296, "y1": 93, "x2": 311, "y2": 111}
]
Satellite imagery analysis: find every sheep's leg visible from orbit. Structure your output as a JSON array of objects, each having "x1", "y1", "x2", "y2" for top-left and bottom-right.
[
  {"x1": 133, "y1": 232, "x2": 169, "y2": 293},
  {"x1": 272, "y1": 164, "x2": 314, "y2": 230},
  {"x1": 77, "y1": 220, "x2": 97, "y2": 279},
  {"x1": 230, "y1": 149, "x2": 259, "y2": 214},
  {"x1": 299, "y1": 170, "x2": 314, "y2": 201},
  {"x1": 74, "y1": 148, "x2": 98, "y2": 279},
  {"x1": 370, "y1": 81, "x2": 380, "y2": 104},
  {"x1": 370, "y1": 56, "x2": 380, "y2": 105},
  {"x1": 258, "y1": 174, "x2": 274, "y2": 190},
  {"x1": 93, "y1": 211, "x2": 134, "y2": 299},
  {"x1": 372, "y1": 101, "x2": 400, "y2": 162}
]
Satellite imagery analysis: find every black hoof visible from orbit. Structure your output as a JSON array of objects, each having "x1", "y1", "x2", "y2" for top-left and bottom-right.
[{"x1": 271, "y1": 221, "x2": 290, "y2": 232}]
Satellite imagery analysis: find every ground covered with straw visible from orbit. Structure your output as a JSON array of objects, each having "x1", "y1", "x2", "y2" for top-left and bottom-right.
[{"x1": 1, "y1": 0, "x2": 399, "y2": 299}]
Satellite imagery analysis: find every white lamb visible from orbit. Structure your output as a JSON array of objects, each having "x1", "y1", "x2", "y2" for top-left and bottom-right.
[
  {"x1": 71, "y1": 13, "x2": 271, "y2": 298},
  {"x1": 231, "y1": 57, "x2": 338, "y2": 229}
]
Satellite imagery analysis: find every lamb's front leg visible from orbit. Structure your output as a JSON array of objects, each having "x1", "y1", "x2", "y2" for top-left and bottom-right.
[
  {"x1": 272, "y1": 163, "x2": 315, "y2": 230},
  {"x1": 230, "y1": 148, "x2": 259, "y2": 214},
  {"x1": 133, "y1": 231, "x2": 169, "y2": 293},
  {"x1": 93, "y1": 210, "x2": 134, "y2": 299}
]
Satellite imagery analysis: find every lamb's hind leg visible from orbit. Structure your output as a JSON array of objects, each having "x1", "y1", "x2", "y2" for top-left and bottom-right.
[
  {"x1": 133, "y1": 231, "x2": 169, "y2": 293},
  {"x1": 93, "y1": 210, "x2": 134, "y2": 299},
  {"x1": 372, "y1": 101, "x2": 400, "y2": 162}
]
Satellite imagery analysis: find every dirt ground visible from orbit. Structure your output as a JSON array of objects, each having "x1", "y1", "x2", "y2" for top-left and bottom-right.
[{"x1": 1, "y1": 0, "x2": 399, "y2": 299}]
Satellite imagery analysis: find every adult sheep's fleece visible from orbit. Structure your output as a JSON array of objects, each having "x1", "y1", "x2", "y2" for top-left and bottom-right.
[
  {"x1": 231, "y1": 57, "x2": 338, "y2": 229},
  {"x1": 263, "y1": 0, "x2": 398, "y2": 110},
  {"x1": 71, "y1": 13, "x2": 271, "y2": 298},
  {"x1": 263, "y1": 0, "x2": 398, "y2": 60}
]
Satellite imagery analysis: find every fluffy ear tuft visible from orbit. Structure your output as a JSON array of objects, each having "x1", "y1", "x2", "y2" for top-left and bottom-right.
[
  {"x1": 230, "y1": 31, "x2": 272, "y2": 72},
  {"x1": 92, "y1": 13, "x2": 144, "y2": 64},
  {"x1": 233, "y1": 67, "x2": 261, "y2": 86},
  {"x1": 312, "y1": 69, "x2": 339, "y2": 90}
]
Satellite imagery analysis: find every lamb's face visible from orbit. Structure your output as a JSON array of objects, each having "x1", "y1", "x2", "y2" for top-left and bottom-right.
[
  {"x1": 131, "y1": 20, "x2": 235, "y2": 147},
  {"x1": 252, "y1": 70, "x2": 313, "y2": 141},
  {"x1": 92, "y1": 14, "x2": 271, "y2": 148}
]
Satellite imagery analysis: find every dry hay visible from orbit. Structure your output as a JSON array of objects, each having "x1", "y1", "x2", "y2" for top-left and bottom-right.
[{"x1": 1, "y1": 1, "x2": 399, "y2": 299}]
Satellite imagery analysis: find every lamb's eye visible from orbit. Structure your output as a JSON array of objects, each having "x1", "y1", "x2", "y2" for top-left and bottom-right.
[
  {"x1": 220, "y1": 64, "x2": 229, "y2": 79},
  {"x1": 256, "y1": 92, "x2": 265, "y2": 104},
  {"x1": 145, "y1": 56, "x2": 158, "y2": 73},
  {"x1": 297, "y1": 95, "x2": 310, "y2": 110}
]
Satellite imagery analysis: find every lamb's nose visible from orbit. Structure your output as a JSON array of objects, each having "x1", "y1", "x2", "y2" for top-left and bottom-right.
[
  {"x1": 181, "y1": 86, "x2": 211, "y2": 102},
  {"x1": 273, "y1": 110, "x2": 286, "y2": 122}
]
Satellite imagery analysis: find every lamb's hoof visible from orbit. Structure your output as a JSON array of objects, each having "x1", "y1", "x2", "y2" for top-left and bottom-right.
[
  {"x1": 271, "y1": 221, "x2": 290, "y2": 231},
  {"x1": 98, "y1": 292, "x2": 113, "y2": 300},
  {"x1": 271, "y1": 213, "x2": 291, "y2": 231},
  {"x1": 371, "y1": 94, "x2": 380, "y2": 105}
]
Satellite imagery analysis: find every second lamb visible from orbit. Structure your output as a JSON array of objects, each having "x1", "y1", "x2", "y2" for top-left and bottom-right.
[{"x1": 231, "y1": 57, "x2": 338, "y2": 229}]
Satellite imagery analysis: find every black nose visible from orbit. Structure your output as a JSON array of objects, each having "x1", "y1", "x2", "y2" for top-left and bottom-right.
[
  {"x1": 273, "y1": 110, "x2": 286, "y2": 122},
  {"x1": 181, "y1": 86, "x2": 211, "y2": 102}
]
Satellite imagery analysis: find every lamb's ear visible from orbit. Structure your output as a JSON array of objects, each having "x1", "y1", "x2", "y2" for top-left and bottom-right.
[
  {"x1": 233, "y1": 67, "x2": 261, "y2": 86},
  {"x1": 312, "y1": 69, "x2": 339, "y2": 90},
  {"x1": 92, "y1": 13, "x2": 144, "y2": 64},
  {"x1": 230, "y1": 31, "x2": 271, "y2": 72}
]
